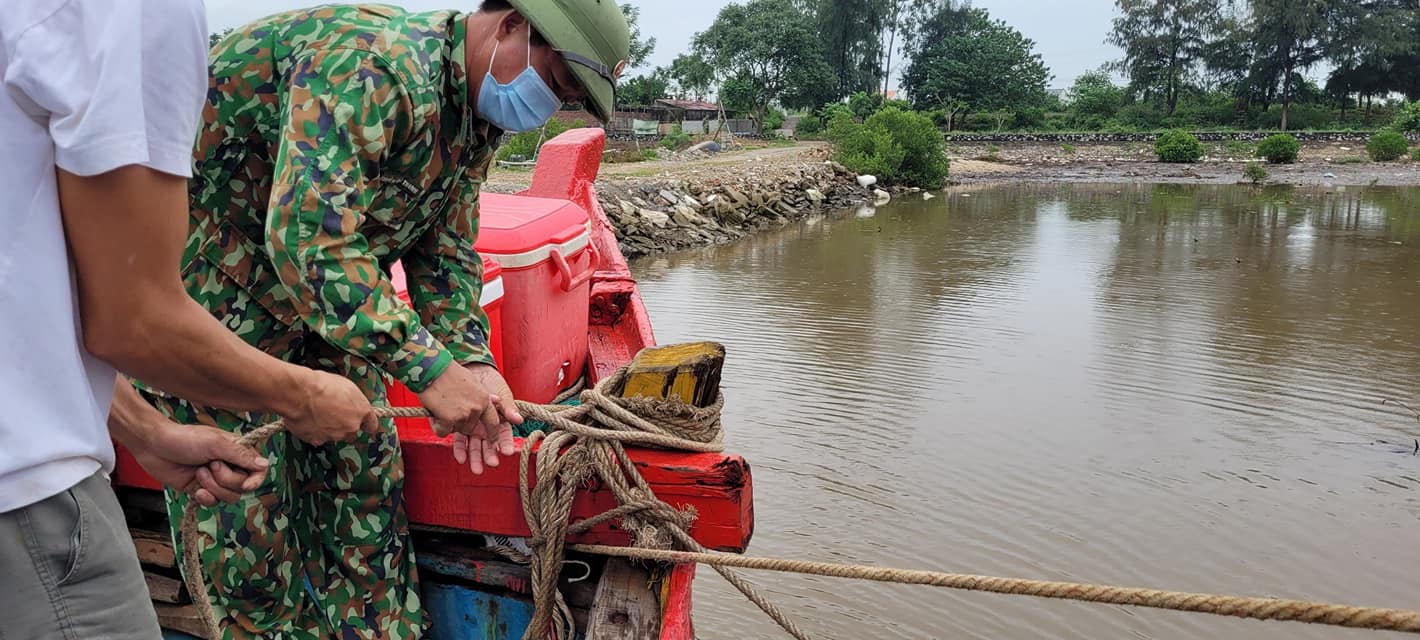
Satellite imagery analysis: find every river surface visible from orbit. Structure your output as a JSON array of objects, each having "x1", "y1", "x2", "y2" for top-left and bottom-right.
[{"x1": 630, "y1": 183, "x2": 1420, "y2": 640}]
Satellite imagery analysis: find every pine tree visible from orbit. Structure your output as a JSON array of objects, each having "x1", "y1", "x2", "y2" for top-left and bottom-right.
[{"x1": 1107, "y1": 0, "x2": 1219, "y2": 116}]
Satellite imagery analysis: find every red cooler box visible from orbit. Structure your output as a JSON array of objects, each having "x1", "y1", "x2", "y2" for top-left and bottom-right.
[
  {"x1": 474, "y1": 193, "x2": 598, "y2": 404},
  {"x1": 386, "y1": 257, "x2": 505, "y2": 417},
  {"x1": 386, "y1": 193, "x2": 597, "y2": 410}
]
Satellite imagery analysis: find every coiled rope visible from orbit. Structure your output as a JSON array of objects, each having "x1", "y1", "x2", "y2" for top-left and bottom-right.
[{"x1": 178, "y1": 368, "x2": 1420, "y2": 639}]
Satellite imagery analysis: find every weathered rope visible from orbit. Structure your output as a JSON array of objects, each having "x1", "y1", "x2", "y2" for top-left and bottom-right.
[
  {"x1": 177, "y1": 371, "x2": 1420, "y2": 640},
  {"x1": 566, "y1": 544, "x2": 1420, "y2": 634}
]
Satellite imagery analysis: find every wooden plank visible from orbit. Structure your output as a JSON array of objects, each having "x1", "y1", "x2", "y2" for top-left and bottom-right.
[
  {"x1": 132, "y1": 528, "x2": 175, "y2": 568},
  {"x1": 145, "y1": 572, "x2": 188, "y2": 604},
  {"x1": 586, "y1": 559, "x2": 661, "y2": 640},
  {"x1": 620, "y1": 343, "x2": 725, "y2": 408},
  {"x1": 155, "y1": 604, "x2": 207, "y2": 638}
]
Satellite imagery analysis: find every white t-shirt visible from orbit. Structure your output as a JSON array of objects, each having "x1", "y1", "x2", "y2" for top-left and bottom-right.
[{"x1": 0, "y1": 0, "x2": 208, "y2": 513}]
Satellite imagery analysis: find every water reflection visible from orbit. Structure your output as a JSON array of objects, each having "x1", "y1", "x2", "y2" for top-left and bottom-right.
[{"x1": 633, "y1": 183, "x2": 1420, "y2": 640}]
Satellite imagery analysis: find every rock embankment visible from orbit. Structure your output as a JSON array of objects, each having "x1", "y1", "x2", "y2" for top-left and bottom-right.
[{"x1": 594, "y1": 160, "x2": 868, "y2": 257}]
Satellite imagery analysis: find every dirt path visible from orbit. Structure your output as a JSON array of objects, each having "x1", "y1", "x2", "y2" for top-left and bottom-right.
[{"x1": 484, "y1": 142, "x2": 832, "y2": 193}]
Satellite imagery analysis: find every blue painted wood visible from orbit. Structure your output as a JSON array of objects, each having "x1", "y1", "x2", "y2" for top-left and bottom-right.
[
  {"x1": 160, "y1": 582, "x2": 570, "y2": 640},
  {"x1": 425, "y1": 582, "x2": 536, "y2": 640}
]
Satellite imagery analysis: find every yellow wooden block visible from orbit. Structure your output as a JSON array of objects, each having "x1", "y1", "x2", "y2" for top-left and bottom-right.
[{"x1": 618, "y1": 342, "x2": 725, "y2": 408}]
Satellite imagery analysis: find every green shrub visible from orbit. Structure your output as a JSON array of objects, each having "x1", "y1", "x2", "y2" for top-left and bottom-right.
[
  {"x1": 864, "y1": 107, "x2": 950, "y2": 187},
  {"x1": 1412, "y1": 147, "x2": 1420, "y2": 162},
  {"x1": 820, "y1": 102, "x2": 855, "y2": 122},
  {"x1": 833, "y1": 123, "x2": 905, "y2": 180},
  {"x1": 1155, "y1": 129, "x2": 1204, "y2": 163},
  {"x1": 1061, "y1": 143, "x2": 1077, "y2": 155},
  {"x1": 829, "y1": 107, "x2": 949, "y2": 188},
  {"x1": 1173, "y1": 93, "x2": 1253, "y2": 128},
  {"x1": 794, "y1": 115, "x2": 824, "y2": 137},
  {"x1": 495, "y1": 118, "x2": 580, "y2": 161},
  {"x1": 1254, "y1": 104, "x2": 1332, "y2": 130},
  {"x1": 1243, "y1": 162, "x2": 1268, "y2": 185},
  {"x1": 1114, "y1": 103, "x2": 1166, "y2": 130},
  {"x1": 1042, "y1": 112, "x2": 1070, "y2": 131},
  {"x1": 1015, "y1": 107, "x2": 1048, "y2": 130},
  {"x1": 661, "y1": 124, "x2": 691, "y2": 151},
  {"x1": 1243, "y1": 163, "x2": 1266, "y2": 185},
  {"x1": 763, "y1": 108, "x2": 786, "y2": 132},
  {"x1": 1067, "y1": 70, "x2": 1126, "y2": 128},
  {"x1": 1366, "y1": 130, "x2": 1409, "y2": 161},
  {"x1": 960, "y1": 112, "x2": 998, "y2": 132},
  {"x1": 1257, "y1": 134, "x2": 1300, "y2": 164},
  {"x1": 1393, "y1": 101, "x2": 1420, "y2": 133},
  {"x1": 848, "y1": 92, "x2": 885, "y2": 120}
]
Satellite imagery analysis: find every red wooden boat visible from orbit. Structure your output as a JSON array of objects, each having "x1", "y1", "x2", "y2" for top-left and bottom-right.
[{"x1": 111, "y1": 128, "x2": 753, "y2": 639}]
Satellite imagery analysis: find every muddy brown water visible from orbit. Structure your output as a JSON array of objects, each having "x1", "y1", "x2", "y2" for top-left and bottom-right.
[{"x1": 630, "y1": 183, "x2": 1420, "y2": 640}]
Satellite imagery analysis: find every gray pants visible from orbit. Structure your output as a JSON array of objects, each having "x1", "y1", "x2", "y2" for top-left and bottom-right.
[{"x1": 0, "y1": 471, "x2": 162, "y2": 640}]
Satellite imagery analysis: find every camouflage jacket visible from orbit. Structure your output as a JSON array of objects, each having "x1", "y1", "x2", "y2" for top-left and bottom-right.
[{"x1": 189, "y1": 4, "x2": 500, "y2": 393}]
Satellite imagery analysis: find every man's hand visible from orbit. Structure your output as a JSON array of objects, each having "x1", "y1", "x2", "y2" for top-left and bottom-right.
[
  {"x1": 111, "y1": 380, "x2": 269, "y2": 506},
  {"x1": 417, "y1": 363, "x2": 522, "y2": 474},
  {"x1": 129, "y1": 422, "x2": 271, "y2": 507},
  {"x1": 278, "y1": 371, "x2": 381, "y2": 446}
]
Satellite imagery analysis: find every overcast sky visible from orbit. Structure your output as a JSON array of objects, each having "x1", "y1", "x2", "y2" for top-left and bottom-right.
[{"x1": 205, "y1": 0, "x2": 1121, "y2": 91}]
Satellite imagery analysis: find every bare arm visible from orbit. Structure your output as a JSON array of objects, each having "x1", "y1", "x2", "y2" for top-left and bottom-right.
[
  {"x1": 57, "y1": 165, "x2": 311, "y2": 413},
  {"x1": 57, "y1": 166, "x2": 377, "y2": 444},
  {"x1": 108, "y1": 379, "x2": 269, "y2": 506}
]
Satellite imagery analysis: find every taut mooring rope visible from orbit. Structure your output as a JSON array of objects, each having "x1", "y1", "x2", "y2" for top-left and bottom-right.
[{"x1": 177, "y1": 369, "x2": 1420, "y2": 639}]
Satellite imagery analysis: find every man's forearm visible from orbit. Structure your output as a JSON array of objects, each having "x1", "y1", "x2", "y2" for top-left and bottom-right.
[
  {"x1": 98, "y1": 296, "x2": 315, "y2": 417},
  {"x1": 107, "y1": 376, "x2": 161, "y2": 451},
  {"x1": 57, "y1": 165, "x2": 312, "y2": 417}
]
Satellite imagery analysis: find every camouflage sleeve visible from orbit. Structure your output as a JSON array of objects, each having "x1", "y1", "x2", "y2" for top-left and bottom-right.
[
  {"x1": 405, "y1": 161, "x2": 496, "y2": 368},
  {"x1": 266, "y1": 50, "x2": 454, "y2": 392}
]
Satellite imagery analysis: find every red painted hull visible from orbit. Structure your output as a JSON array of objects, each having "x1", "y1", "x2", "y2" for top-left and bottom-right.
[{"x1": 112, "y1": 129, "x2": 731, "y2": 639}]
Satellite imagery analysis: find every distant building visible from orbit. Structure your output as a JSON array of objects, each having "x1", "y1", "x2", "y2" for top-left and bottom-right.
[
  {"x1": 606, "y1": 99, "x2": 756, "y2": 136},
  {"x1": 654, "y1": 99, "x2": 723, "y2": 122}
]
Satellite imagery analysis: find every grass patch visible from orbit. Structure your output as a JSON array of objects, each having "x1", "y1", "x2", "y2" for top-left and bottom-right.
[{"x1": 1224, "y1": 140, "x2": 1255, "y2": 157}]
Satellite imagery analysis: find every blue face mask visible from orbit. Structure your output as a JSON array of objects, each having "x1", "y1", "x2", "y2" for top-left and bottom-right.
[{"x1": 477, "y1": 34, "x2": 562, "y2": 133}]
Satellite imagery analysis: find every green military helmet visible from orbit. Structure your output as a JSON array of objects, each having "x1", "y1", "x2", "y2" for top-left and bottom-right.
[{"x1": 508, "y1": 0, "x2": 630, "y2": 123}]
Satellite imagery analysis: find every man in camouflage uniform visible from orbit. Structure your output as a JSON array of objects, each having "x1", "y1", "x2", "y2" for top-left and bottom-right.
[{"x1": 134, "y1": 1, "x2": 630, "y2": 637}]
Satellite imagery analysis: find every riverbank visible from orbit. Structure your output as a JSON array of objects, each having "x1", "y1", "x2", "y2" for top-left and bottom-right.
[
  {"x1": 486, "y1": 142, "x2": 873, "y2": 257},
  {"x1": 948, "y1": 140, "x2": 1420, "y2": 187},
  {"x1": 483, "y1": 137, "x2": 1419, "y2": 257}
]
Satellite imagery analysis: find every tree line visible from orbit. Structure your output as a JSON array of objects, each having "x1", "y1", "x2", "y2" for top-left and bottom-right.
[{"x1": 619, "y1": 0, "x2": 1420, "y2": 133}]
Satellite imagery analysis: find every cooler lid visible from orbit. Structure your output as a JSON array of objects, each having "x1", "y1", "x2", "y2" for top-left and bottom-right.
[{"x1": 474, "y1": 193, "x2": 590, "y2": 258}]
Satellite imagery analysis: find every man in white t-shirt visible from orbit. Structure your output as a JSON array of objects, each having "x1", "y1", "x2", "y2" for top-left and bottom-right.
[{"x1": 0, "y1": 2, "x2": 385, "y2": 638}]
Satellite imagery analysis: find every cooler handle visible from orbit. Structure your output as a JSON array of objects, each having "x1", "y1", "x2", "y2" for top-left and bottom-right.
[{"x1": 550, "y1": 241, "x2": 600, "y2": 292}]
